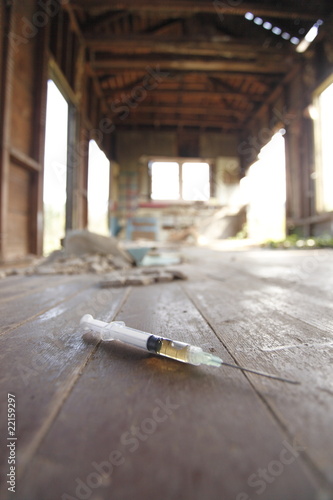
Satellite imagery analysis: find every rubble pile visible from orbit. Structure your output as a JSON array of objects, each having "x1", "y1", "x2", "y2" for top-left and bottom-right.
[
  {"x1": 0, "y1": 230, "x2": 187, "y2": 285},
  {"x1": 101, "y1": 268, "x2": 187, "y2": 287}
]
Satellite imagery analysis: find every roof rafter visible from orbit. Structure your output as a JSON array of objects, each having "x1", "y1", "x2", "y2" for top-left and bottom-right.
[
  {"x1": 90, "y1": 56, "x2": 292, "y2": 75},
  {"x1": 71, "y1": 0, "x2": 328, "y2": 21},
  {"x1": 104, "y1": 89, "x2": 266, "y2": 103},
  {"x1": 86, "y1": 35, "x2": 295, "y2": 59}
]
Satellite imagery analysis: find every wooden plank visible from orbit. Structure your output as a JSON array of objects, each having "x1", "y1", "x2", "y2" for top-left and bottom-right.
[
  {"x1": 6, "y1": 214, "x2": 29, "y2": 258},
  {"x1": 31, "y1": 15, "x2": 49, "y2": 257},
  {"x1": 16, "y1": 282, "x2": 320, "y2": 500},
  {"x1": 6, "y1": 164, "x2": 30, "y2": 258},
  {"x1": 71, "y1": 0, "x2": 326, "y2": 20},
  {"x1": 105, "y1": 89, "x2": 265, "y2": 102},
  {"x1": 181, "y1": 248, "x2": 333, "y2": 492},
  {"x1": 9, "y1": 148, "x2": 41, "y2": 172},
  {"x1": 0, "y1": 2, "x2": 14, "y2": 262},
  {"x1": 0, "y1": 274, "x2": 32, "y2": 293},
  {"x1": 87, "y1": 36, "x2": 294, "y2": 58},
  {"x1": 8, "y1": 164, "x2": 30, "y2": 214},
  {"x1": 218, "y1": 248, "x2": 333, "y2": 296},
  {"x1": 91, "y1": 56, "x2": 290, "y2": 74},
  {"x1": 245, "y1": 64, "x2": 301, "y2": 129},
  {"x1": 114, "y1": 105, "x2": 244, "y2": 118},
  {"x1": 114, "y1": 117, "x2": 241, "y2": 130},
  {"x1": 0, "y1": 275, "x2": 99, "y2": 334},
  {"x1": 0, "y1": 279, "x2": 129, "y2": 500},
  {"x1": 0, "y1": 275, "x2": 77, "y2": 303}
]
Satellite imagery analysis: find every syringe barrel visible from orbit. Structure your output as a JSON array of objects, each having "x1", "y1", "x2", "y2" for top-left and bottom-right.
[
  {"x1": 104, "y1": 323, "x2": 150, "y2": 350},
  {"x1": 80, "y1": 314, "x2": 150, "y2": 350}
]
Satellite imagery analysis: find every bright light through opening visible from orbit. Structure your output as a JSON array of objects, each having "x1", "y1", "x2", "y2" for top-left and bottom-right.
[
  {"x1": 254, "y1": 17, "x2": 263, "y2": 25},
  {"x1": 151, "y1": 162, "x2": 179, "y2": 200},
  {"x1": 150, "y1": 161, "x2": 210, "y2": 201},
  {"x1": 182, "y1": 162, "x2": 210, "y2": 201},
  {"x1": 243, "y1": 133, "x2": 286, "y2": 242},
  {"x1": 305, "y1": 25, "x2": 319, "y2": 42},
  {"x1": 88, "y1": 140, "x2": 110, "y2": 235},
  {"x1": 318, "y1": 82, "x2": 333, "y2": 211},
  {"x1": 43, "y1": 80, "x2": 68, "y2": 255},
  {"x1": 296, "y1": 20, "x2": 323, "y2": 52},
  {"x1": 291, "y1": 37, "x2": 300, "y2": 45}
]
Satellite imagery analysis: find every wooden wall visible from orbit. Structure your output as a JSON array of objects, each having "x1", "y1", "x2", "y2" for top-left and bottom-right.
[
  {"x1": 0, "y1": 0, "x2": 109, "y2": 262},
  {"x1": 0, "y1": 0, "x2": 48, "y2": 261}
]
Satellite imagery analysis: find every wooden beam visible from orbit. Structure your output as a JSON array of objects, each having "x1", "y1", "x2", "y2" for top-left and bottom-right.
[
  {"x1": 81, "y1": 10, "x2": 128, "y2": 34},
  {"x1": 111, "y1": 104, "x2": 244, "y2": 119},
  {"x1": 245, "y1": 63, "x2": 302, "y2": 128},
  {"x1": 9, "y1": 149, "x2": 41, "y2": 172},
  {"x1": 143, "y1": 18, "x2": 183, "y2": 35},
  {"x1": 112, "y1": 116, "x2": 242, "y2": 129},
  {"x1": 29, "y1": 19, "x2": 49, "y2": 257},
  {"x1": 71, "y1": 0, "x2": 327, "y2": 21},
  {"x1": 105, "y1": 89, "x2": 265, "y2": 102},
  {"x1": 86, "y1": 36, "x2": 294, "y2": 59},
  {"x1": 62, "y1": 1, "x2": 110, "y2": 116},
  {"x1": 0, "y1": 2, "x2": 13, "y2": 262},
  {"x1": 91, "y1": 57, "x2": 291, "y2": 74}
]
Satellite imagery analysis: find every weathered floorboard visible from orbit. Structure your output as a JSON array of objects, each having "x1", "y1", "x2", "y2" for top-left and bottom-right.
[
  {"x1": 0, "y1": 278, "x2": 129, "y2": 500},
  {"x1": 0, "y1": 248, "x2": 332, "y2": 500},
  {"x1": 0, "y1": 275, "x2": 99, "y2": 334},
  {"x1": 17, "y1": 282, "x2": 319, "y2": 500},
  {"x1": 182, "y1": 248, "x2": 333, "y2": 493}
]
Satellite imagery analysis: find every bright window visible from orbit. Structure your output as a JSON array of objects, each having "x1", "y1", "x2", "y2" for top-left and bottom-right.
[
  {"x1": 316, "y1": 80, "x2": 333, "y2": 212},
  {"x1": 151, "y1": 162, "x2": 180, "y2": 200},
  {"x1": 150, "y1": 161, "x2": 210, "y2": 201},
  {"x1": 182, "y1": 162, "x2": 210, "y2": 201},
  {"x1": 88, "y1": 140, "x2": 110, "y2": 235}
]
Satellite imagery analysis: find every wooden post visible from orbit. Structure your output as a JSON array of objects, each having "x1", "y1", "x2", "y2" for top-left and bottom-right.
[
  {"x1": 0, "y1": 2, "x2": 14, "y2": 262},
  {"x1": 66, "y1": 103, "x2": 78, "y2": 231},
  {"x1": 31, "y1": 8, "x2": 50, "y2": 256}
]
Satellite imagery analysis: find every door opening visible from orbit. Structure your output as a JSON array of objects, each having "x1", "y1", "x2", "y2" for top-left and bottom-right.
[{"x1": 43, "y1": 80, "x2": 68, "y2": 255}]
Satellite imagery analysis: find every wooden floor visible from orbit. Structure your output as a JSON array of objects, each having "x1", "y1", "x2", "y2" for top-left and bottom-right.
[{"x1": 0, "y1": 247, "x2": 333, "y2": 500}]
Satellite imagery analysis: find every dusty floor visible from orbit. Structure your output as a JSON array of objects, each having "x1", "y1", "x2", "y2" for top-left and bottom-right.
[{"x1": 0, "y1": 246, "x2": 333, "y2": 500}]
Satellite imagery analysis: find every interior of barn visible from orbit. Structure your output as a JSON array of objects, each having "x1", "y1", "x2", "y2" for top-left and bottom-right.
[
  {"x1": 1, "y1": 0, "x2": 333, "y2": 261},
  {"x1": 1, "y1": 2, "x2": 333, "y2": 500}
]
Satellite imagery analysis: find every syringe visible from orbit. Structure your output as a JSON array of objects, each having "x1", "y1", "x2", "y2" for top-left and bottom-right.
[{"x1": 80, "y1": 314, "x2": 299, "y2": 384}]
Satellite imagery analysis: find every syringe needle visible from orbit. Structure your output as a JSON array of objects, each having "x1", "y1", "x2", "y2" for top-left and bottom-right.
[{"x1": 221, "y1": 362, "x2": 300, "y2": 384}]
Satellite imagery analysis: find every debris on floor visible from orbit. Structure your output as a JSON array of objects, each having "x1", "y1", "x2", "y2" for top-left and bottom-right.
[
  {"x1": 34, "y1": 252, "x2": 133, "y2": 275},
  {"x1": 0, "y1": 230, "x2": 134, "y2": 277},
  {"x1": 0, "y1": 230, "x2": 186, "y2": 279},
  {"x1": 63, "y1": 230, "x2": 134, "y2": 265},
  {"x1": 140, "y1": 250, "x2": 183, "y2": 267},
  {"x1": 100, "y1": 268, "x2": 187, "y2": 287}
]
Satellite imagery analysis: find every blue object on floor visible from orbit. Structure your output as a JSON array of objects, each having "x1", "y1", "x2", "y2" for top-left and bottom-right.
[{"x1": 126, "y1": 247, "x2": 151, "y2": 265}]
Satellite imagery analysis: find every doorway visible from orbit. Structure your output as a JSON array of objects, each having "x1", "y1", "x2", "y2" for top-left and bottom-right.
[{"x1": 43, "y1": 80, "x2": 69, "y2": 254}]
